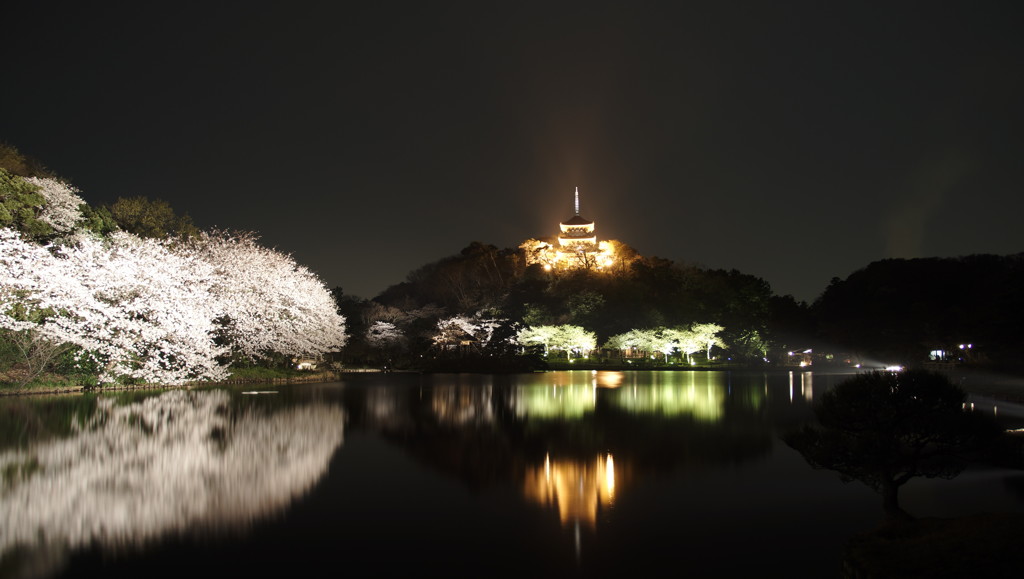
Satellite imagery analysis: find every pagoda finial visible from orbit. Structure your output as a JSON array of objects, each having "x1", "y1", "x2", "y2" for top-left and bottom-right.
[{"x1": 574, "y1": 186, "x2": 580, "y2": 215}]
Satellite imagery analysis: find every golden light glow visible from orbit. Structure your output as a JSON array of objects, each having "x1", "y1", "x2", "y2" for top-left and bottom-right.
[
  {"x1": 519, "y1": 188, "x2": 622, "y2": 272},
  {"x1": 521, "y1": 239, "x2": 618, "y2": 272},
  {"x1": 524, "y1": 453, "x2": 619, "y2": 527},
  {"x1": 594, "y1": 371, "x2": 624, "y2": 388}
]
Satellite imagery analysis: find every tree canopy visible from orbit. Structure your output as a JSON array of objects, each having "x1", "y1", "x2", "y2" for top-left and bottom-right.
[
  {"x1": 107, "y1": 196, "x2": 200, "y2": 239},
  {"x1": 785, "y1": 370, "x2": 1001, "y2": 520},
  {"x1": 1, "y1": 146, "x2": 346, "y2": 388}
]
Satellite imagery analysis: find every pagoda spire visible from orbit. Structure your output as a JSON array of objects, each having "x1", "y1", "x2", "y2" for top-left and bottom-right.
[{"x1": 574, "y1": 186, "x2": 580, "y2": 216}]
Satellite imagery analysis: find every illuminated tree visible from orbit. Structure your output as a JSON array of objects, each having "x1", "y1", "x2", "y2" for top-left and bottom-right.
[
  {"x1": 517, "y1": 324, "x2": 595, "y2": 359},
  {"x1": 551, "y1": 325, "x2": 596, "y2": 358},
  {"x1": 0, "y1": 229, "x2": 228, "y2": 385},
  {"x1": 188, "y1": 231, "x2": 347, "y2": 362},
  {"x1": 658, "y1": 327, "x2": 694, "y2": 363},
  {"x1": 432, "y1": 313, "x2": 507, "y2": 351},
  {"x1": 516, "y1": 324, "x2": 559, "y2": 355},
  {"x1": 2, "y1": 225, "x2": 348, "y2": 385},
  {"x1": 597, "y1": 239, "x2": 640, "y2": 273},
  {"x1": 518, "y1": 238, "x2": 638, "y2": 275},
  {"x1": 605, "y1": 328, "x2": 658, "y2": 358},
  {"x1": 691, "y1": 323, "x2": 726, "y2": 360},
  {"x1": 519, "y1": 238, "x2": 558, "y2": 270},
  {"x1": 23, "y1": 177, "x2": 86, "y2": 236},
  {"x1": 605, "y1": 324, "x2": 725, "y2": 364},
  {"x1": 785, "y1": 370, "x2": 1001, "y2": 520},
  {"x1": 366, "y1": 321, "x2": 405, "y2": 349}
]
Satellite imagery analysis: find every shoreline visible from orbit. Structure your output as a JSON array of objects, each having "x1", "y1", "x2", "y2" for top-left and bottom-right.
[{"x1": 4, "y1": 364, "x2": 1023, "y2": 400}]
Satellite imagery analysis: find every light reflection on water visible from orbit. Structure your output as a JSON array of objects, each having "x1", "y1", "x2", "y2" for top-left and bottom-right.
[
  {"x1": 508, "y1": 370, "x2": 762, "y2": 421},
  {"x1": 523, "y1": 452, "x2": 618, "y2": 528},
  {"x1": 0, "y1": 389, "x2": 344, "y2": 577},
  {"x1": 2, "y1": 370, "x2": 1022, "y2": 578}
]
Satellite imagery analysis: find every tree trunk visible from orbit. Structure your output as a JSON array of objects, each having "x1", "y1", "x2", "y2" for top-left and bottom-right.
[{"x1": 881, "y1": 479, "x2": 913, "y2": 521}]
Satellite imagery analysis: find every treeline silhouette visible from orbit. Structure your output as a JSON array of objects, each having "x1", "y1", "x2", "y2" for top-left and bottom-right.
[
  {"x1": 340, "y1": 241, "x2": 1023, "y2": 368},
  {"x1": 813, "y1": 254, "x2": 1024, "y2": 367}
]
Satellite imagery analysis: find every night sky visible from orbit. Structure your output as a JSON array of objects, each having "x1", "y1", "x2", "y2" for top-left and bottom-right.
[{"x1": 5, "y1": 1, "x2": 1023, "y2": 302}]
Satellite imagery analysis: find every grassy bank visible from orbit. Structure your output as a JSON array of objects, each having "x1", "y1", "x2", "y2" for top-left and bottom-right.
[{"x1": 0, "y1": 368, "x2": 339, "y2": 396}]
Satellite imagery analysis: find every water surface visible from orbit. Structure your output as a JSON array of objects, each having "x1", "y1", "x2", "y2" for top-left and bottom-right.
[{"x1": 2, "y1": 370, "x2": 1022, "y2": 577}]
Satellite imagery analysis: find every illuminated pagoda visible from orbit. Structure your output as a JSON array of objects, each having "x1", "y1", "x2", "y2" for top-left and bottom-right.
[
  {"x1": 521, "y1": 187, "x2": 616, "y2": 271},
  {"x1": 558, "y1": 187, "x2": 597, "y2": 247}
]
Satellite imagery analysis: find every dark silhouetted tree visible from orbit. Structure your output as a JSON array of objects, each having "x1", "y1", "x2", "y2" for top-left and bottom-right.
[
  {"x1": 786, "y1": 370, "x2": 1001, "y2": 520},
  {"x1": 0, "y1": 143, "x2": 54, "y2": 178},
  {"x1": 108, "y1": 196, "x2": 199, "y2": 239}
]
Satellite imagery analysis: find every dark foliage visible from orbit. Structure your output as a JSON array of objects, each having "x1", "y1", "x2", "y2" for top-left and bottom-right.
[
  {"x1": 0, "y1": 143, "x2": 55, "y2": 179},
  {"x1": 786, "y1": 370, "x2": 1003, "y2": 520},
  {"x1": 813, "y1": 254, "x2": 1024, "y2": 366},
  {"x1": 106, "y1": 196, "x2": 200, "y2": 239}
]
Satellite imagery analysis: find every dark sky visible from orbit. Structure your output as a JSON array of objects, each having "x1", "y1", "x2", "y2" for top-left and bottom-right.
[{"x1": 5, "y1": 1, "x2": 1023, "y2": 302}]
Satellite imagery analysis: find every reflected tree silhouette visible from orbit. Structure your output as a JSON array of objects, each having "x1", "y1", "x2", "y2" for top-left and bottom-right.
[
  {"x1": 0, "y1": 390, "x2": 345, "y2": 572},
  {"x1": 785, "y1": 370, "x2": 1001, "y2": 520}
]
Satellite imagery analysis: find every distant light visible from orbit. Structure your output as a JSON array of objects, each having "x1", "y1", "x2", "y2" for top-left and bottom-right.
[{"x1": 885, "y1": 365, "x2": 904, "y2": 372}]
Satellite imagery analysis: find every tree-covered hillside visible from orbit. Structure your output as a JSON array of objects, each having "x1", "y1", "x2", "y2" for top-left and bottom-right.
[
  {"x1": 343, "y1": 241, "x2": 1021, "y2": 371},
  {"x1": 813, "y1": 254, "x2": 1024, "y2": 366},
  {"x1": 335, "y1": 240, "x2": 813, "y2": 369}
]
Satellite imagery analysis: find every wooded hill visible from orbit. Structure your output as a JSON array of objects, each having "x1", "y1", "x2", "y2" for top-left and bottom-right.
[{"x1": 340, "y1": 242, "x2": 1024, "y2": 369}]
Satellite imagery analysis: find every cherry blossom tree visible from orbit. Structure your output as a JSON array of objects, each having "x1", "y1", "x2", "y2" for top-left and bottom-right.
[
  {"x1": 551, "y1": 325, "x2": 597, "y2": 358},
  {"x1": 431, "y1": 313, "x2": 507, "y2": 351},
  {"x1": 366, "y1": 321, "x2": 405, "y2": 349},
  {"x1": 515, "y1": 325, "x2": 558, "y2": 355},
  {"x1": 24, "y1": 177, "x2": 86, "y2": 235},
  {"x1": 691, "y1": 323, "x2": 726, "y2": 360},
  {"x1": 1, "y1": 229, "x2": 228, "y2": 385},
  {"x1": 605, "y1": 324, "x2": 726, "y2": 364},
  {"x1": 516, "y1": 324, "x2": 595, "y2": 359},
  {"x1": 187, "y1": 231, "x2": 347, "y2": 362},
  {"x1": 604, "y1": 328, "x2": 658, "y2": 357}
]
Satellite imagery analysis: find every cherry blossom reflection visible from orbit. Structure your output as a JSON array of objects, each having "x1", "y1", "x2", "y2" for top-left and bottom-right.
[
  {"x1": 0, "y1": 390, "x2": 344, "y2": 564},
  {"x1": 431, "y1": 383, "x2": 495, "y2": 425}
]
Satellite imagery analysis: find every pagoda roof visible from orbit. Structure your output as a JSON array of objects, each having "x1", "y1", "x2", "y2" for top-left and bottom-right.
[{"x1": 561, "y1": 215, "x2": 593, "y2": 226}]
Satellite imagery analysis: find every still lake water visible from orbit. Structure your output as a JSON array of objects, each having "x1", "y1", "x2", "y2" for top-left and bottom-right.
[{"x1": 2, "y1": 370, "x2": 1024, "y2": 578}]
